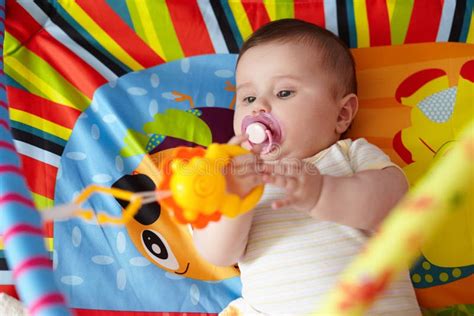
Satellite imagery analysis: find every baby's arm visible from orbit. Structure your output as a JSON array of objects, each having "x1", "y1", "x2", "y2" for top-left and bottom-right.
[
  {"x1": 262, "y1": 139, "x2": 408, "y2": 231},
  {"x1": 193, "y1": 135, "x2": 263, "y2": 266},
  {"x1": 311, "y1": 166, "x2": 408, "y2": 230},
  {"x1": 193, "y1": 211, "x2": 254, "y2": 266}
]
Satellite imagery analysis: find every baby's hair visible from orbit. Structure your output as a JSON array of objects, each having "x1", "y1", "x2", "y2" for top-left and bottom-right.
[{"x1": 237, "y1": 19, "x2": 357, "y2": 99}]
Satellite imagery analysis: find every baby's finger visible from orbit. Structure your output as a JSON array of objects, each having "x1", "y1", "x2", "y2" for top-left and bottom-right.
[
  {"x1": 272, "y1": 197, "x2": 295, "y2": 210},
  {"x1": 231, "y1": 153, "x2": 258, "y2": 166},
  {"x1": 259, "y1": 161, "x2": 303, "y2": 176},
  {"x1": 242, "y1": 173, "x2": 264, "y2": 187},
  {"x1": 249, "y1": 143, "x2": 264, "y2": 155},
  {"x1": 228, "y1": 134, "x2": 248, "y2": 145},
  {"x1": 231, "y1": 155, "x2": 263, "y2": 178},
  {"x1": 263, "y1": 174, "x2": 299, "y2": 192}
]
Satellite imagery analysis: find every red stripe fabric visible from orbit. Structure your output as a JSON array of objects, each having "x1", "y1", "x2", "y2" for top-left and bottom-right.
[
  {"x1": 43, "y1": 222, "x2": 54, "y2": 239},
  {"x1": 5, "y1": 0, "x2": 42, "y2": 45},
  {"x1": 76, "y1": 0, "x2": 166, "y2": 68},
  {"x1": 167, "y1": 0, "x2": 215, "y2": 56},
  {"x1": 0, "y1": 141, "x2": 16, "y2": 152},
  {"x1": 13, "y1": 256, "x2": 52, "y2": 279},
  {"x1": 19, "y1": 154, "x2": 57, "y2": 200},
  {"x1": 0, "y1": 193, "x2": 36, "y2": 208},
  {"x1": 0, "y1": 165, "x2": 22, "y2": 176},
  {"x1": 0, "y1": 100, "x2": 8, "y2": 109},
  {"x1": 0, "y1": 285, "x2": 19, "y2": 299},
  {"x1": 0, "y1": 173, "x2": 52, "y2": 236},
  {"x1": 0, "y1": 119, "x2": 9, "y2": 130},
  {"x1": 405, "y1": 0, "x2": 443, "y2": 43},
  {"x1": 7, "y1": 86, "x2": 81, "y2": 130},
  {"x1": 3, "y1": 224, "x2": 44, "y2": 243},
  {"x1": 295, "y1": 1, "x2": 325, "y2": 27},
  {"x1": 366, "y1": 0, "x2": 391, "y2": 46},
  {"x1": 29, "y1": 293, "x2": 66, "y2": 316},
  {"x1": 242, "y1": 1, "x2": 271, "y2": 31},
  {"x1": 6, "y1": 0, "x2": 106, "y2": 99}
]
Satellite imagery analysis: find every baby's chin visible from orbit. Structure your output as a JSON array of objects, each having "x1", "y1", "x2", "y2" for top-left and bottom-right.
[
  {"x1": 257, "y1": 143, "x2": 284, "y2": 161},
  {"x1": 241, "y1": 140, "x2": 290, "y2": 161}
]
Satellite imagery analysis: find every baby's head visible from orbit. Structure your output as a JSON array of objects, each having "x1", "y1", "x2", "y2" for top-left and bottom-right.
[{"x1": 234, "y1": 19, "x2": 358, "y2": 160}]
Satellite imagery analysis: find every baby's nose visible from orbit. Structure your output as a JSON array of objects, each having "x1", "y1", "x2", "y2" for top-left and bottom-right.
[
  {"x1": 252, "y1": 100, "x2": 271, "y2": 114},
  {"x1": 253, "y1": 108, "x2": 267, "y2": 114}
]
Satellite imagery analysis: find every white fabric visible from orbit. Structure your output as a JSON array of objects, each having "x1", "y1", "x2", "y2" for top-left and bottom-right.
[
  {"x1": 0, "y1": 293, "x2": 27, "y2": 316},
  {"x1": 223, "y1": 138, "x2": 420, "y2": 315}
]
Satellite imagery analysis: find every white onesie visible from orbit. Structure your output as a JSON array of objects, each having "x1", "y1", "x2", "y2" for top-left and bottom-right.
[{"x1": 222, "y1": 138, "x2": 420, "y2": 315}]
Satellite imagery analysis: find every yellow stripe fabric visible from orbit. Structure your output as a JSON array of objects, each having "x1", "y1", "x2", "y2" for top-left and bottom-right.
[
  {"x1": 126, "y1": 0, "x2": 167, "y2": 61},
  {"x1": 32, "y1": 193, "x2": 54, "y2": 210},
  {"x1": 390, "y1": 0, "x2": 414, "y2": 45},
  {"x1": 145, "y1": 0, "x2": 184, "y2": 61},
  {"x1": 353, "y1": 0, "x2": 370, "y2": 47},
  {"x1": 387, "y1": 0, "x2": 396, "y2": 23},
  {"x1": 58, "y1": 0, "x2": 144, "y2": 70},
  {"x1": 45, "y1": 238, "x2": 54, "y2": 251},
  {"x1": 4, "y1": 33, "x2": 90, "y2": 111},
  {"x1": 274, "y1": 1, "x2": 294, "y2": 20},
  {"x1": 9, "y1": 109, "x2": 72, "y2": 141},
  {"x1": 467, "y1": 17, "x2": 474, "y2": 43},
  {"x1": 264, "y1": 0, "x2": 294, "y2": 21},
  {"x1": 263, "y1": 0, "x2": 277, "y2": 21},
  {"x1": 228, "y1": 0, "x2": 253, "y2": 41}
]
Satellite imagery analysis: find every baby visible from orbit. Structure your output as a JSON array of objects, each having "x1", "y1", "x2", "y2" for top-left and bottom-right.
[{"x1": 194, "y1": 19, "x2": 420, "y2": 315}]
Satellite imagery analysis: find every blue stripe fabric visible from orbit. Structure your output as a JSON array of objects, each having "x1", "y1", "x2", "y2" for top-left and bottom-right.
[
  {"x1": 49, "y1": 0, "x2": 132, "y2": 73},
  {"x1": 106, "y1": 0, "x2": 134, "y2": 30},
  {"x1": 459, "y1": 0, "x2": 473, "y2": 42},
  {"x1": 221, "y1": 0, "x2": 244, "y2": 49},
  {"x1": 10, "y1": 121, "x2": 68, "y2": 147},
  {"x1": 345, "y1": 0, "x2": 357, "y2": 48}
]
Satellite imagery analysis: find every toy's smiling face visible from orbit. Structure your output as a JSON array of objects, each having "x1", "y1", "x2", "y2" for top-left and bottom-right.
[{"x1": 113, "y1": 149, "x2": 239, "y2": 281}]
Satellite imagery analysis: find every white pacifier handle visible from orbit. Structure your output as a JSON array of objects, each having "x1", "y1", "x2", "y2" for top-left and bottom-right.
[{"x1": 246, "y1": 122, "x2": 268, "y2": 144}]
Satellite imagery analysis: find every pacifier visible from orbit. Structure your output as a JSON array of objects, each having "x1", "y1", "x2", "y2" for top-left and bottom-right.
[
  {"x1": 242, "y1": 113, "x2": 282, "y2": 154},
  {"x1": 245, "y1": 122, "x2": 270, "y2": 144}
]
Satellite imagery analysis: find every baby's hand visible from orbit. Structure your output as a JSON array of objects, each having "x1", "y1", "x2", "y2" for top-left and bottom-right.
[
  {"x1": 260, "y1": 160, "x2": 323, "y2": 212},
  {"x1": 224, "y1": 135, "x2": 264, "y2": 198}
]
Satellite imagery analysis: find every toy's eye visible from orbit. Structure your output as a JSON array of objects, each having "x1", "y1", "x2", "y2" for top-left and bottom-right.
[
  {"x1": 277, "y1": 90, "x2": 294, "y2": 98},
  {"x1": 112, "y1": 174, "x2": 160, "y2": 225},
  {"x1": 142, "y1": 229, "x2": 179, "y2": 270}
]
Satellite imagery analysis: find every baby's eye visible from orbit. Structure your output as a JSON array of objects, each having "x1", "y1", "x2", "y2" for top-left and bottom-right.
[
  {"x1": 276, "y1": 90, "x2": 294, "y2": 98},
  {"x1": 243, "y1": 96, "x2": 256, "y2": 104}
]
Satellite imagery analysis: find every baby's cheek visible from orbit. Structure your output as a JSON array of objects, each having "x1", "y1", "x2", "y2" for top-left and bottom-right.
[{"x1": 233, "y1": 111, "x2": 244, "y2": 135}]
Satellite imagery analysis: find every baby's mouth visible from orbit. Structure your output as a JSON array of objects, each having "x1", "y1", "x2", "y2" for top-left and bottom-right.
[{"x1": 241, "y1": 113, "x2": 282, "y2": 154}]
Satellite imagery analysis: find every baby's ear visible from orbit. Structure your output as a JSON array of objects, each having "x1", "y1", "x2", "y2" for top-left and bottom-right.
[{"x1": 335, "y1": 93, "x2": 358, "y2": 134}]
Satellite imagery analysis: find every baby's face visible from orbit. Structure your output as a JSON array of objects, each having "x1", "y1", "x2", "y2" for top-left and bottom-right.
[{"x1": 234, "y1": 41, "x2": 341, "y2": 160}]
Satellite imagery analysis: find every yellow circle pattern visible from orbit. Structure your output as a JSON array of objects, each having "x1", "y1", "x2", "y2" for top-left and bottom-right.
[
  {"x1": 425, "y1": 274, "x2": 434, "y2": 283},
  {"x1": 439, "y1": 272, "x2": 449, "y2": 282}
]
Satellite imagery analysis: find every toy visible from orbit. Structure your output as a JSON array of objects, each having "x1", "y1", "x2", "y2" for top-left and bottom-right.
[
  {"x1": 318, "y1": 119, "x2": 474, "y2": 315},
  {"x1": 158, "y1": 143, "x2": 264, "y2": 228},
  {"x1": 42, "y1": 143, "x2": 264, "y2": 229}
]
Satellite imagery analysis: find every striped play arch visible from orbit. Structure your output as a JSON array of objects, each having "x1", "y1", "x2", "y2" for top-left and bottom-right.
[{"x1": 0, "y1": 1, "x2": 473, "y2": 315}]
